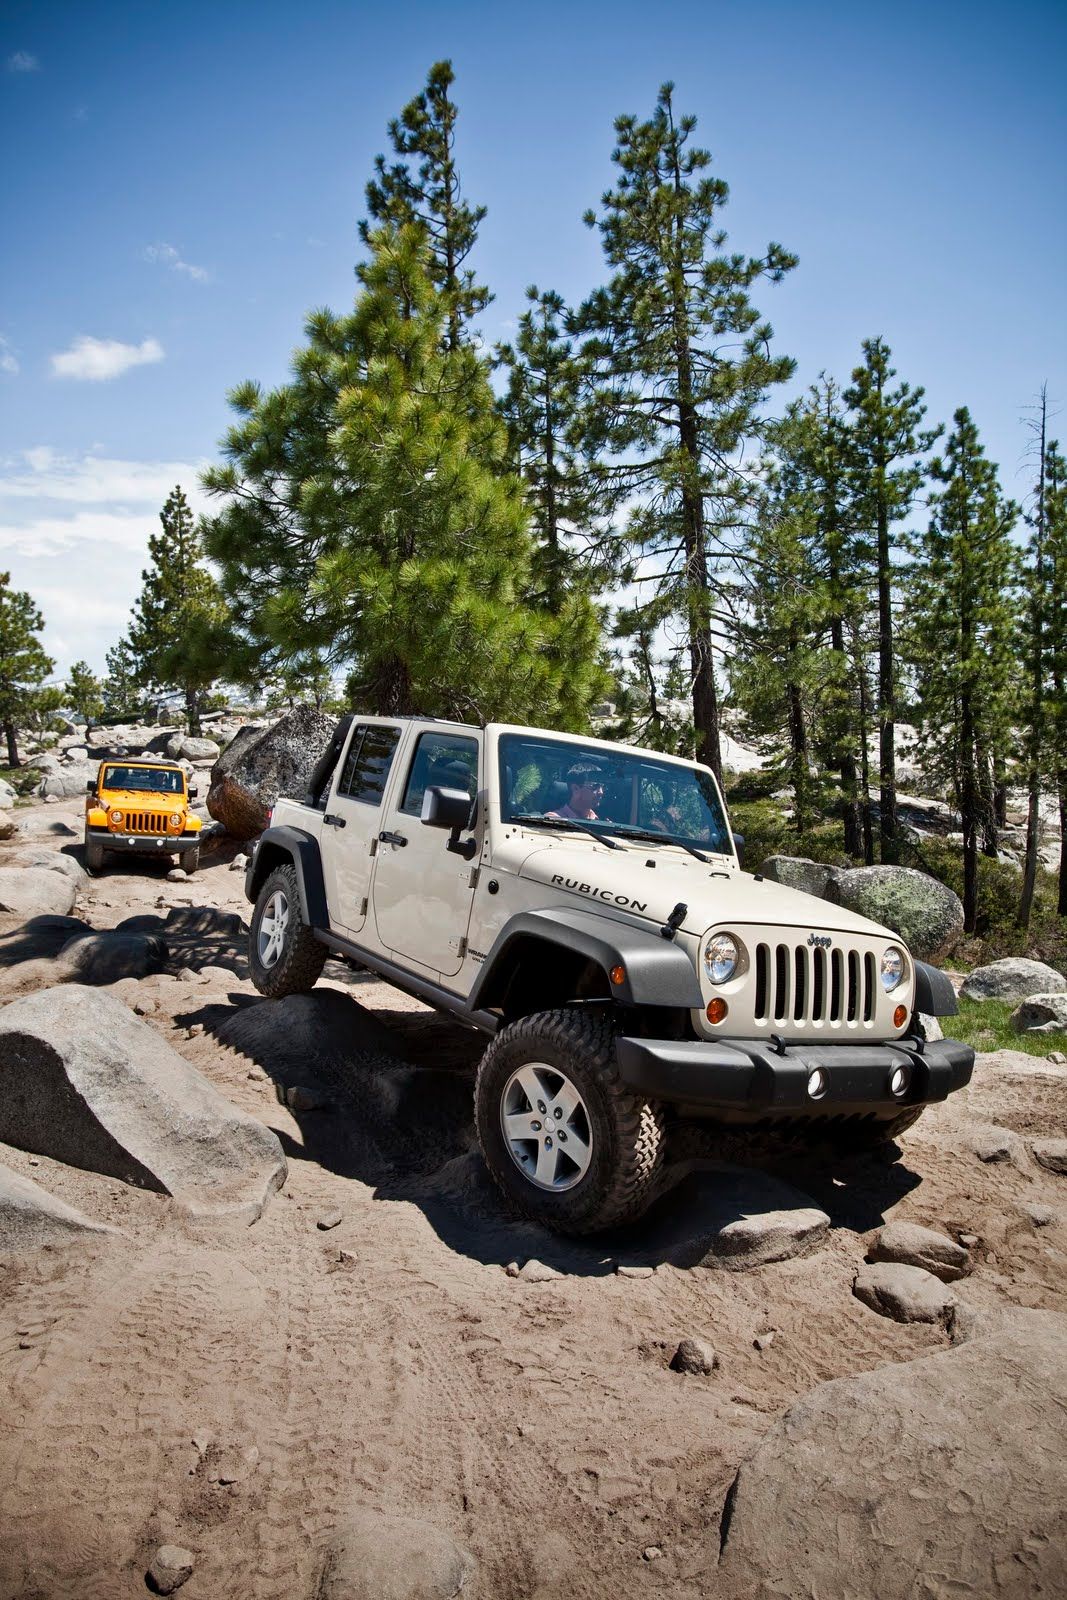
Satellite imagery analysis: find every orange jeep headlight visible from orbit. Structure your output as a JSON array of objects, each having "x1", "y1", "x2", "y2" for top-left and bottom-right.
[
  {"x1": 109, "y1": 809, "x2": 123, "y2": 825},
  {"x1": 168, "y1": 812, "x2": 184, "y2": 832}
]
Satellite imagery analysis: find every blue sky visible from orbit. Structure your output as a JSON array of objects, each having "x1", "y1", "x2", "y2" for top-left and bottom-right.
[{"x1": 1, "y1": 0, "x2": 1065, "y2": 676}]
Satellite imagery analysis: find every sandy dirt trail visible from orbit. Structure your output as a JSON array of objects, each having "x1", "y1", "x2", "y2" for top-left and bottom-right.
[{"x1": 1, "y1": 793, "x2": 1065, "y2": 1599}]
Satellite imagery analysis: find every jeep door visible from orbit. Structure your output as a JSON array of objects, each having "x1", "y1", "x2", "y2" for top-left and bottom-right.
[
  {"x1": 371, "y1": 728, "x2": 481, "y2": 977},
  {"x1": 320, "y1": 721, "x2": 403, "y2": 936}
]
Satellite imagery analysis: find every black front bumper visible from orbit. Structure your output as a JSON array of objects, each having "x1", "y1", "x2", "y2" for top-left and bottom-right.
[
  {"x1": 89, "y1": 828, "x2": 201, "y2": 854},
  {"x1": 616, "y1": 1034, "x2": 974, "y2": 1122}
]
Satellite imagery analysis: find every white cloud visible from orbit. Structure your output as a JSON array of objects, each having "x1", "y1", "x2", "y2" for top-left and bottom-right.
[
  {"x1": 0, "y1": 336, "x2": 18, "y2": 376},
  {"x1": 143, "y1": 241, "x2": 209, "y2": 283},
  {"x1": 6, "y1": 51, "x2": 39, "y2": 72},
  {"x1": 50, "y1": 335, "x2": 164, "y2": 382},
  {"x1": 0, "y1": 448, "x2": 212, "y2": 673}
]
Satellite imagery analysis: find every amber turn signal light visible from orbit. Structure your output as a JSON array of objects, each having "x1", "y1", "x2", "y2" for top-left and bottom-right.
[
  {"x1": 893, "y1": 1004, "x2": 907, "y2": 1028},
  {"x1": 610, "y1": 964, "x2": 626, "y2": 986},
  {"x1": 706, "y1": 998, "x2": 728, "y2": 1024}
]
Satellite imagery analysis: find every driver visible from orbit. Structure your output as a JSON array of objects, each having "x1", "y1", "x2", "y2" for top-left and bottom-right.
[{"x1": 546, "y1": 764, "x2": 605, "y2": 821}]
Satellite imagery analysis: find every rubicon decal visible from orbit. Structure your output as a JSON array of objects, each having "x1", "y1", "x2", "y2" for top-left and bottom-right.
[{"x1": 551, "y1": 874, "x2": 648, "y2": 913}]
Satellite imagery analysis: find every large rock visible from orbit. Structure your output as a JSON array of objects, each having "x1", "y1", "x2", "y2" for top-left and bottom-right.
[
  {"x1": 207, "y1": 707, "x2": 333, "y2": 840},
  {"x1": 0, "y1": 1161, "x2": 119, "y2": 1252},
  {"x1": 10, "y1": 848, "x2": 89, "y2": 888},
  {"x1": 317, "y1": 1507, "x2": 474, "y2": 1600},
  {"x1": 626, "y1": 1166, "x2": 830, "y2": 1271},
  {"x1": 0, "y1": 987, "x2": 286, "y2": 1222},
  {"x1": 0, "y1": 776, "x2": 16, "y2": 808},
  {"x1": 852, "y1": 1261, "x2": 956, "y2": 1323},
  {"x1": 166, "y1": 733, "x2": 220, "y2": 762},
  {"x1": 0, "y1": 866, "x2": 77, "y2": 919},
  {"x1": 758, "y1": 856, "x2": 834, "y2": 898},
  {"x1": 0, "y1": 813, "x2": 16, "y2": 840},
  {"x1": 0, "y1": 914, "x2": 91, "y2": 966},
  {"x1": 717, "y1": 1319, "x2": 1067, "y2": 1599},
  {"x1": 824, "y1": 865, "x2": 963, "y2": 961},
  {"x1": 1010, "y1": 992, "x2": 1067, "y2": 1033},
  {"x1": 868, "y1": 1220, "x2": 970, "y2": 1282},
  {"x1": 37, "y1": 761, "x2": 97, "y2": 799},
  {"x1": 55, "y1": 930, "x2": 169, "y2": 985},
  {"x1": 962, "y1": 957, "x2": 1067, "y2": 1004}
]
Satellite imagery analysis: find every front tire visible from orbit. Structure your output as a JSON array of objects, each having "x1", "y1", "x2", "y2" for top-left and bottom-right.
[
  {"x1": 182, "y1": 844, "x2": 201, "y2": 875},
  {"x1": 475, "y1": 1009, "x2": 665, "y2": 1235},
  {"x1": 84, "y1": 831, "x2": 105, "y2": 871},
  {"x1": 248, "y1": 862, "x2": 327, "y2": 998}
]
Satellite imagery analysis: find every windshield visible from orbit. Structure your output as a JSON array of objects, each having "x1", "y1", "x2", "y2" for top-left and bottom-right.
[
  {"x1": 498, "y1": 733, "x2": 732, "y2": 855},
  {"x1": 102, "y1": 765, "x2": 184, "y2": 795}
]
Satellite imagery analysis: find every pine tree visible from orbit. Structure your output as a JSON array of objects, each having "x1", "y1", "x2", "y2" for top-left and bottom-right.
[
  {"x1": 65, "y1": 660, "x2": 103, "y2": 732},
  {"x1": 497, "y1": 286, "x2": 608, "y2": 608},
  {"x1": 844, "y1": 339, "x2": 940, "y2": 863},
  {"x1": 0, "y1": 573, "x2": 54, "y2": 767},
  {"x1": 363, "y1": 60, "x2": 488, "y2": 350},
  {"x1": 907, "y1": 410, "x2": 1018, "y2": 932},
  {"x1": 1017, "y1": 388, "x2": 1051, "y2": 929},
  {"x1": 204, "y1": 225, "x2": 606, "y2": 728},
  {"x1": 127, "y1": 487, "x2": 228, "y2": 736},
  {"x1": 102, "y1": 636, "x2": 147, "y2": 723},
  {"x1": 579, "y1": 84, "x2": 796, "y2": 781},
  {"x1": 1038, "y1": 441, "x2": 1067, "y2": 915}
]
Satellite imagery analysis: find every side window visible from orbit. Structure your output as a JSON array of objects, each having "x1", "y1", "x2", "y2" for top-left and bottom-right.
[
  {"x1": 336, "y1": 724, "x2": 401, "y2": 806},
  {"x1": 399, "y1": 732, "x2": 479, "y2": 818}
]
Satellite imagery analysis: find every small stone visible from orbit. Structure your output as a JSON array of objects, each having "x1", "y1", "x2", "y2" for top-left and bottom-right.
[
  {"x1": 167, "y1": 869, "x2": 188, "y2": 882},
  {"x1": 230, "y1": 853, "x2": 249, "y2": 871},
  {"x1": 337, "y1": 1247, "x2": 358, "y2": 1265},
  {"x1": 973, "y1": 1133, "x2": 1013, "y2": 1164},
  {"x1": 616, "y1": 1264, "x2": 654, "y2": 1279},
  {"x1": 27, "y1": 1157, "x2": 39, "y2": 1167},
  {"x1": 191, "y1": 1429, "x2": 213, "y2": 1455},
  {"x1": 1020, "y1": 1201, "x2": 1055, "y2": 1227},
  {"x1": 505, "y1": 1261, "x2": 520, "y2": 1277},
  {"x1": 146, "y1": 1543, "x2": 194, "y2": 1594},
  {"x1": 286, "y1": 1084, "x2": 329, "y2": 1112},
  {"x1": 670, "y1": 1337, "x2": 717, "y2": 1375},
  {"x1": 754, "y1": 1332, "x2": 776, "y2": 1351},
  {"x1": 1049, "y1": 1051, "x2": 1066, "y2": 1066},
  {"x1": 177, "y1": 966, "x2": 199, "y2": 982},
  {"x1": 317, "y1": 1210, "x2": 342, "y2": 1231},
  {"x1": 519, "y1": 1258, "x2": 562, "y2": 1282},
  {"x1": 1031, "y1": 1138, "x2": 1067, "y2": 1175},
  {"x1": 959, "y1": 1233, "x2": 979, "y2": 1248},
  {"x1": 185, "y1": 1024, "x2": 204, "y2": 1039},
  {"x1": 246, "y1": 1068, "x2": 266, "y2": 1081},
  {"x1": 642, "y1": 1545, "x2": 664, "y2": 1561},
  {"x1": 18, "y1": 1339, "x2": 31, "y2": 1349},
  {"x1": 212, "y1": 1444, "x2": 259, "y2": 1485}
]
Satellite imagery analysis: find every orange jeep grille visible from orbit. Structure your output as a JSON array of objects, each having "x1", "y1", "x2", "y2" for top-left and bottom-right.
[{"x1": 119, "y1": 812, "x2": 171, "y2": 835}]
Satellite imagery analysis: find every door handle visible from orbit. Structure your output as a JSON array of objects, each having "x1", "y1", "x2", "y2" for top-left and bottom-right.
[
  {"x1": 378, "y1": 830, "x2": 407, "y2": 847},
  {"x1": 323, "y1": 813, "x2": 346, "y2": 828}
]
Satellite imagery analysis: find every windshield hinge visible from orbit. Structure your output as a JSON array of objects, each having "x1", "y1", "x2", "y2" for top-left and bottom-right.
[
  {"x1": 467, "y1": 866, "x2": 480, "y2": 890},
  {"x1": 660, "y1": 902, "x2": 687, "y2": 941}
]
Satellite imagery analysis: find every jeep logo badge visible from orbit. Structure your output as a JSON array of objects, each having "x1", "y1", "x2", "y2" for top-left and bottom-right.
[{"x1": 807, "y1": 933, "x2": 832, "y2": 948}]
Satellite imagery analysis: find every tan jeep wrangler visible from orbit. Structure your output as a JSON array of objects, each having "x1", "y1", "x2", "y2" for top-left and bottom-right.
[{"x1": 84, "y1": 759, "x2": 203, "y2": 873}]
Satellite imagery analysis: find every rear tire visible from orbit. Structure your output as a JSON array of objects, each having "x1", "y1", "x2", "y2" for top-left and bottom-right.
[
  {"x1": 248, "y1": 861, "x2": 327, "y2": 998},
  {"x1": 475, "y1": 1008, "x2": 665, "y2": 1235}
]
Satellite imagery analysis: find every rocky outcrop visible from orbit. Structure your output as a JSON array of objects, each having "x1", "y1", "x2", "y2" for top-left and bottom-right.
[
  {"x1": 37, "y1": 761, "x2": 97, "y2": 799},
  {"x1": 206, "y1": 707, "x2": 333, "y2": 840},
  {"x1": 0, "y1": 866, "x2": 77, "y2": 919},
  {"x1": 0, "y1": 987, "x2": 286, "y2": 1222},
  {"x1": 718, "y1": 1318, "x2": 1067, "y2": 1599},
  {"x1": 1010, "y1": 993, "x2": 1067, "y2": 1033},
  {"x1": 166, "y1": 734, "x2": 220, "y2": 762},
  {"x1": 824, "y1": 865, "x2": 963, "y2": 961},
  {"x1": 867, "y1": 1221, "x2": 970, "y2": 1282},
  {"x1": 317, "y1": 1507, "x2": 475, "y2": 1600},
  {"x1": 0, "y1": 1161, "x2": 119, "y2": 1252},
  {"x1": 961, "y1": 957, "x2": 1067, "y2": 1003},
  {"x1": 55, "y1": 930, "x2": 169, "y2": 985},
  {"x1": 759, "y1": 856, "x2": 835, "y2": 897},
  {"x1": 631, "y1": 1167, "x2": 830, "y2": 1271}
]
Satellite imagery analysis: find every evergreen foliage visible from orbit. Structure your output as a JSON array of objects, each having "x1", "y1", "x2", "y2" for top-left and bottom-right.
[
  {"x1": 578, "y1": 84, "x2": 796, "y2": 781},
  {"x1": 65, "y1": 660, "x2": 104, "y2": 731},
  {"x1": 363, "y1": 60, "x2": 489, "y2": 350},
  {"x1": 102, "y1": 636, "x2": 147, "y2": 723},
  {"x1": 0, "y1": 572, "x2": 54, "y2": 767},
  {"x1": 204, "y1": 225, "x2": 607, "y2": 727},
  {"x1": 906, "y1": 410, "x2": 1018, "y2": 932},
  {"x1": 127, "y1": 487, "x2": 229, "y2": 736}
]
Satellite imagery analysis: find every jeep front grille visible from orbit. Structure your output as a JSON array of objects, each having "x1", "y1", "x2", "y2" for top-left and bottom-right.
[
  {"x1": 754, "y1": 941, "x2": 876, "y2": 1026},
  {"x1": 119, "y1": 812, "x2": 170, "y2": 835}
]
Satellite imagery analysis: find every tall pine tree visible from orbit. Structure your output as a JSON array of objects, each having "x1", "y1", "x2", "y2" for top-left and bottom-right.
[
  {"x1": 844, "y1": 339, "x2": 939, "y2": 862},
  {"x1": 363, "y1": 60, "x2": 488, "y2": 351},
  {"x1": 127, "y1": 487, "x2": 228, "y2": 736},
  {"x1": 579, "y1": 84, "x2": 796, "y2": 781},
  {"x1": 0, "y1": 572, "x2": 53, "y2": 767},
  {"x1": 1038, "y1": 440, "x2": 1067, "y2": 915},
  {"x1": 907, "y1": 410, "x2": 1018, "y2": 932}
]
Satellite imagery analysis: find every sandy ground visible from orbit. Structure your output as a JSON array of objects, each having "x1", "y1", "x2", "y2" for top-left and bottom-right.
[{"x1": 0, "y1": 793, "x2": 1065, "y2": 1599}]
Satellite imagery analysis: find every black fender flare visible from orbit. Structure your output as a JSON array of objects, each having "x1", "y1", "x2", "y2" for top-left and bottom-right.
[
  {"x1": 468, "y1": 905, "x2": 704, "y2": 1012},
  {"x1": 914, "y1": 960, "x2": 958, "y2": 1017},
  {"x1": 245, "y1": 826, "x2": 328, "y2": 927}
]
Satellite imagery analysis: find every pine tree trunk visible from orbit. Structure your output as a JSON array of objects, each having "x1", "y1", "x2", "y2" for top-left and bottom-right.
[
  {"x1": 851, "y1": 625, "x2": 875, "y2": 864},
  {"x1": 876, "y1": 496, "x2": 897, "y2": 862},
  {"x1": 829, "y1": 614, "x2": 862, "y2": 855},
  {"x1": 4, "y1": 720, "x2": 19, "y2": 769},
  {"x1": 787, "y1": 626, "x2": 808, "y2": 834},
  {"x1": 185, "y1": 687, "x2": 201, "y2": 739},
  {"x1": 960, "y1": 692, "x2": 979, "y2": 933},
  {"x1": 977, "y1": 744, "x2": 998, "y2": 857},
  {"x1": 676, "y1": 387, "x2": 721, "y2": 782},
  {"x1": 1017, "y1": 768, "x2": 1041, "y2": 930},
  {"x1": 1059, "y1": 777, "x2": 1067, "y2": 918}
]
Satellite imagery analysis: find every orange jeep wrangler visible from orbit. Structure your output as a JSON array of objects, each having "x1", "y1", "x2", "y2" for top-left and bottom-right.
[{"x1": 84, "y1": 759, "x2": 203, "y2": 873}]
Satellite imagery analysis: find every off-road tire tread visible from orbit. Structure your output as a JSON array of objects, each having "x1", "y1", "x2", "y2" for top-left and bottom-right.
[
  {"x1": 183, "y1": 845, "x2": 200, "y2": 875},
  {"x1": 475, "y1": 1007, "x2": 665, "y2": 1235},
  {"x1": 84, "y1": 832, "x2": 105, "y2": 871},
  {"x1": 249, "y1": 861, "x2": 327, "y2": 999}
]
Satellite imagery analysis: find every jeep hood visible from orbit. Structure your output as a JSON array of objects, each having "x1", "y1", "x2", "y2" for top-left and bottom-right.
[{"x1": 512, "y1": 839, "x2": 903, "y2": 946}]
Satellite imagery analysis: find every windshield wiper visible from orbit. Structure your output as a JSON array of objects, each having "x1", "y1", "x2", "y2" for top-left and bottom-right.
[
  {"x1": 509, "y1": 814, "x2": 623, "y2": 850},
  {"x1": 607, "y1": 826, "x2": 719, "y2": 865}
]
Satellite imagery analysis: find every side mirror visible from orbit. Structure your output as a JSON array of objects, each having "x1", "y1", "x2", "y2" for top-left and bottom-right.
[
  {"x1": 86, "y1": 780, "x2": 97, "y2": 796},
  {"x1": 189, "y1": 785, "x2": 199, "y2": 799},
  {"x1": 421, "y1": 785, "x2": 477, "y2": 860}
]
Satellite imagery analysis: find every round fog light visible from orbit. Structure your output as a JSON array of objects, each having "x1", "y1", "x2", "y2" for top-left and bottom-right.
[
  {"x1": 893, "y1": 1003, "x2": 907, "y2": 1028},
  {"x1": 706, "y1": 998, "x2": 728, "y2": 1025},
  {"x1": 807, "y1": 1067, "x2": 829, "y2": 1100},
  {"x1": 609, "y1": 964, "x2": 626, "y2": 986},
  {"x1": 889, "y1": 1064, "x2": 911, "y2": 1099}
]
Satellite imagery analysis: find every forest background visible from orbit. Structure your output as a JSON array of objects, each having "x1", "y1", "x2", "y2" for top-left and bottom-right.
[{"x1": 1, "y1": 3, "x2": 1066, "y2": 963}]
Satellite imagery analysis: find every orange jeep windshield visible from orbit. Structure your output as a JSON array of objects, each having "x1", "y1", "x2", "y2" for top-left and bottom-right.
[{"x1": 102, "y1": 765, "x2": 184, "y2": 795}]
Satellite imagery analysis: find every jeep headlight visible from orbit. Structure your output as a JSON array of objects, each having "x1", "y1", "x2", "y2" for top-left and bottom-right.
[
  {"x1": 704, "y1": 932, "x2": 741, "y2": 985},
  {"x1": 880, "y1": 946, "x2": 906, "y2": 992},
  {"x1": 168, "y1": 812, "x2": 183, "y2": 832},
  {"x1": 109, "y1": 809, "x2": 123, "y2": 825}
]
